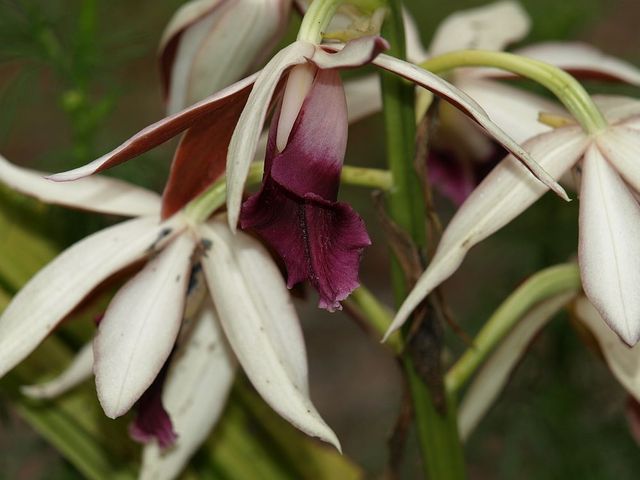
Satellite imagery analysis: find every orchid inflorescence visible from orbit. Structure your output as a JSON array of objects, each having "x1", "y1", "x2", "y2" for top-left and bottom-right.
[{"x1": 0, "y1": 0, "x2": 639, "y2": 478}]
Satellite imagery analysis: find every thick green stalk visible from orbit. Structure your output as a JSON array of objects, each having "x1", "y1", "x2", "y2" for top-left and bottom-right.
[
  {"x1": 298, "y1": 0, "x2": 345, "y2": 43},
  {"x1": 446, "y1": 263, "x2": 581, "y2": 394},
  {"x1": 380, "y1": 1, "x2": 466, "y2": 478},
  {"x1": 421, "y1": 50, "x2": 607, "y2": 134}
]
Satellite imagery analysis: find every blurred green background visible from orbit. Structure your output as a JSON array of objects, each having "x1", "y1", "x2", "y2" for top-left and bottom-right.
[{"x1": 0, "y1": 0, "x2": 639, "y2": 478}]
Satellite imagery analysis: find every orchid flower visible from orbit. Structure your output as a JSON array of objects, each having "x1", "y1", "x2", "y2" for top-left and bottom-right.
[
  {"x1": 343, "y1": 1, "x2": 640, "y2": 204},
  {"x1": 49, "y1": 33, "x2": 564, "y2": 311},
  {"x1": 386, "y1": 95, "x2": 640, "y2": 346},
  {"x1": 0, "y1": 154, "x2": 340, "y2": 478},
  {"x1": 160, "y1": 0, "x2": 293, "y2": 114}
]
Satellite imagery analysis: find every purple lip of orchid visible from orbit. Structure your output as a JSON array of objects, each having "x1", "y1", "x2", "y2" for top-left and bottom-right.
[
  {"x1": 240, "y1": 67, "x2": 371, "y2": 311},
  {"x1": 129, "y1": 362, "x2": 178, "y2": 449}
]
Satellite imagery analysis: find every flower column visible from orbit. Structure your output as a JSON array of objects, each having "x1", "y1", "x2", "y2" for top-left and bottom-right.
[{"x1": 379, "y1": 1, "x2": 466, "y2": 479}]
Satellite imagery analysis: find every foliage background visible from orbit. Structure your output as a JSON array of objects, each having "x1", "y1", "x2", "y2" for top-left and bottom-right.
[{"x1": 0, "y1": 0, "x2": 639, "y2": 478}]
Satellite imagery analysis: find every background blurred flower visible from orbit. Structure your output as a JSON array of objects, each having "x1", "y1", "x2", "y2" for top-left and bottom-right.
[{"x1": 160, "y1": 0, "x2": 293, "y2": 114}]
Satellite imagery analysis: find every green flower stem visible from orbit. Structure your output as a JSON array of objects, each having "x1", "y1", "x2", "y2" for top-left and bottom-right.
[
  {"x1": 381, "y1": 1, "x2": 466, "y2": 478},
  {"x1": 297, "y1": 0, "x2": 345, "y2": 43},
  {"x1": 421, "y1": 50, "x2": 607, "y2": 134},
  {"x1": 445, "y1": 263, "x2": 581, "y2": 395},
  {"x1": 349, "y1": 286, "x2": 403, "y2": 352},
  {"x1": 184, "y1": 163, "x2": 392, "y2": 224}
]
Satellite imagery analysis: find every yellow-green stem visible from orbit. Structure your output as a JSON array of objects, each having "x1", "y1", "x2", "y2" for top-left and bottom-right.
[
  {"x1": 421, "y1": 50, "x2": 607, "y2": 134},
  {"x1": 184, "y1": 163, "x2": 392, "y2": 224},
  {"x1": 446, "y1": 263, "x2": 581, "y2": 394},
  {"x1": 297, "y1": 0, "x2": 345, "y2": 43}
]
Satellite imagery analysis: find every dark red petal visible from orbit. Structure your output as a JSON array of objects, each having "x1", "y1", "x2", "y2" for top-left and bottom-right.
[
  {"x1": 129, "y1": 367, "x2": 177, "y2": 449},
  {"x1": 241, "y1": 183, "x2": 370, "y2": 310},
  {"x1": 303, "y1": 194, "x2": 371, "y2": 310},
  {"x1": 161, "y1": 87, "x2": 251, "y2": 218},
  {"x1": 240, "y1": 65, "x2": 369, "y2": 310},
  {"x1": 52, "y1": 74, "x2": 256, "y2": 181},
  {"x1": 271, "y1": 68, "x2": 347, "y2": 200}
]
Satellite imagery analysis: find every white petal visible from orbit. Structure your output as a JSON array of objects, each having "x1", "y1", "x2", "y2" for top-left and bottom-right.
[
  {"x1": 458, "y1": 292, "x2": 575, "y2": 440},
  {"x1": 0, "y1": 154, "x2": 160, "y2": 217},
  {"x1": 226, "y1": 41, "x2": 314, "y2": 230},
  {"x1": 575, "y1": 296, "x2": 640, "y2": 402},
  {"x1": 455, "y1": 77, "x2": 565, "y2": 143},
  {"x1": 159, "y1": 0, "x2": 221, "y2": 50},
  {"x1": 0, "y1": 216, "x2": 177, "y2": 379},
  {"x1": 94, "y1": 233, "x2": 196, "y2": 418},
  {"x1": 373, "y1": 54, "x2": 570, "y2": 199},
  {"x1": 344, "y1": 74, "x2": 382, "y2": 123},
  {"x1": 140, "y1": 301, "x2": 236, "y2": 480},
  {"x1": 199, "y1": 221, "x2": 339, "y2": 449},
  {"x1": 514, "y1": 42, "x2": 640, "y2": 86},
  {"x1": 163, "y1": 0, "x2": 290, "y2": 114},
  {"x1": 579, "y1": 145, "x2": 640, "y2": 346},
  {"x1": 597, "y1": 127, "x2": 640, "y2": 193},
  {"x1": 385, "y1": 128, "x2": 587, "y2": 339},
  {"x1": 429, "y1": 1, "x2": 530, "y2": 56},
  {"x1": 593, "y1": 95, "x2": 640, "y2": 125},
  {"x1": 21, "y1": 342, "x2": 94, "y2": 399}
]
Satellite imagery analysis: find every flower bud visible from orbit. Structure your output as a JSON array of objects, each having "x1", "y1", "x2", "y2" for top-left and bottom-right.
[{"x1": 160, "y1": 0, "x2": 292, "y2": 114}]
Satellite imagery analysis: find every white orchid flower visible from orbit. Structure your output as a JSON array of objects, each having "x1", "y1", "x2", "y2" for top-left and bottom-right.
[
  {"x1": 160, "y1": 0, "x2": 293, "y2": 114},
  {"x1": 0, "y1": 154, "x2": 339, "y2": 479},
  {"x1": 387, "y1": 96, "x2": 640, "y2": 346}
]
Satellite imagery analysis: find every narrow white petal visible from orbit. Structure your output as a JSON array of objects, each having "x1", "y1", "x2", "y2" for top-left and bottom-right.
[
  {"x1": 0, "y1": 216, "x2": 178, "y2": 379},
  {"x1": 0, "y1": 154, "x2": 160, "y2": 217},
  {"x1": 344, "y1": 74, "x2": 382, "y2": 123},
  {"x1": 21, "y1": 342, "x2": 94, "y2": 399},
  {"x1": 575, "y1": 296, "x2": 640, "y2": 402},
  {"x1": 140, "y1": 301, "x2": 236, "y2": 480},
  {"x1": 165, "y1": 1, "x2": 225, "y2": 114},
  {"x1": 199, "y1": 221, "x2": 339, "y2": 449},
  {"x1": 579, "y1": 145, "x2": 640, "y2": 346},
  {"x1": 429, "y1": 1, "x2": 530, "y2": 56},
  {"x1": 455, "y1": 77, "x2": 565, "y2": 143},
  {"x1": 597, "y1": 127, "x2": 640, "y2": 193},
  {"x1": 593, "y1": 95, "x2": 640, "y2": 125},
  {"x1": 165, "y1": 0, "x2": 289, "y2": 114},
  {"x1": 49, "y1": 73, "x2": 258, "y2": 182},
  {"x1": 276, "y1": 63, "x2": 317, "y2": 152},
  {"x1": 94, "y1": 234, "x2": 196, "y2": 418},
  {"x1": 226, "y1": 41, "x2": 314, "y2": 230},
  {"x1": 159, "y1": 0, "x2": 221, "y2": 51},
  {"x1": 458, "y1": 292, "x2": 575, "y2": 440},
  {"x1": 373, "y1": 54, "x2": 569, "y2": 200},
  {"x1": 515, "y1": 42, "x2": 640, "y2": 86},
  {"x1": 385, "y1": 128, "x2": 587, "y2": 339}
]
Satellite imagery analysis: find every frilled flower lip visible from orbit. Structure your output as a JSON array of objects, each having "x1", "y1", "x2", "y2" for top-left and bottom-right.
[
  {"x1": 240, "y1": 68, "x2": 371, "y2": 310},
  {"x1": 385, "y1": 96, "x2": 640, "y2": 346}
]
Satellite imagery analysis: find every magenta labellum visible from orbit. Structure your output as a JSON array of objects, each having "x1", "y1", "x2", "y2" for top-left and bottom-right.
[{"x1": 240, "y1": 67, "x2": 371, "y2": 311}]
